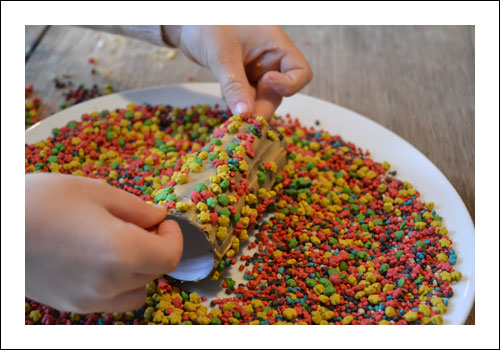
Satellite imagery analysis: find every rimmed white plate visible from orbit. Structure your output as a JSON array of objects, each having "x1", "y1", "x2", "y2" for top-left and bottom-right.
[{"x1": 26, "y1": 83, "x2": 474, "y2": 324}]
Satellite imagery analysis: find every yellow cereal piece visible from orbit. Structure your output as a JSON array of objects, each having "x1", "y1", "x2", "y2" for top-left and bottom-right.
[
  {"x1": 283, "y1": 308, "x2": 297, "y2": 320},
  {"x1": 418, "y1": 304, "x2": 432, "y2": 317},
  {"x1": 403, "y1": 311, "x2": 418, "y2": 322},
  {"x1": 341, "y1": 315, "x2": 354, "y2": 325},
  {"x1": 209, "y1": 183, "x2": 222, "y2": 194},
  {"x1": 223, "y1": 302, "x2": 235, "y2": 312},
  {"x1": 385, "y1": 306, "x2": 396, "y2": 318},
  {"x1": 218, "y1": 215, "x2": 230, "y2": 227},
  {"x1": 355, "y1": 291, "x2": 366, "y2": 300},
  {"x1": 365, "y1": 272, "x2": 377, "y2": 283},
  {"x1": 431, "y1": 315, "x2": 444, "y2": 325},
  {"x1": 330, "y1": 293, "x2": 341, "y2": 305},
  {"x1": 318, "y1": 295, "x2": 330, "y2": 304},
  {"x1": 239, "y1": 160, "x2": 249, "y2": 172},
  {"x1": 183, "y1": 301, "x2": 197, "y2": 312},
  {"x1": 197, "y1": 211, "x2": 210, "y2": 224},
  {"x1": 440, "y1": 271, "x2": 452, "y2": 282},
  {"x1": 175, "y1": 202, "x2": 190, "y2": 211},
  {"x1": 313, "y1": 284, "x2": 325, "y2": 295},
  {"x1": 196, "y1": 202, "x2": 208, "y2": 211},
  {"x1": 383, "y1": 284, "x2": 394, "y2": 293},
  {"x1": 419, "y1": 285, "x2": 430, "y2": 296},
  {"x1": 451, "y1": 271, "x2": 462, "y2": 281},
  {"x1": 244, "y1": 194, "x2": 256, "y2": 205},
  {"x1": 216, "y1": 226, "x2": 228, "y2": 241},
  {"x1": 436, "y1": 303, "x2": 447, "y2": 314},
  {"x1": 368, "y1": 294, "x2": 381, "y2": 304},
  {"x1": 439, "y1": 238, "x2": 451, "y2": 248}
]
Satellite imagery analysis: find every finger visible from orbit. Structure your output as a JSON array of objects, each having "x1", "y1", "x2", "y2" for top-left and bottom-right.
[
  {"x1": 253, "y1": 73, "x2": 283, "y2": 120},
  {"x1": 263, "y1": 65, "x2": 313, "y2": 97},
  {"x1": 245, "y1": 51, "x2": 283, "y2": 84},
  {"x1": 209, "y1": 50, "x2": 255, "y2": 118},
  {"x1": 126, "y1": 219, "x2": 183, "y2": 275},
  {"x1": 96, "y1": 287, "x2": 147, "y2": 314},
  {"x1": 100, "y1": 184, "x2": 167, "y2": 228}
]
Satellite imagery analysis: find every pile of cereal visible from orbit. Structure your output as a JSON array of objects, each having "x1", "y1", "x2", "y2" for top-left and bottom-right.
[
  {"x1": 25, "y1": 84, "x2": 41, "y2": 127},
  {"x1": 25, "y1": 103, "x2": 461, "y2": 325}
]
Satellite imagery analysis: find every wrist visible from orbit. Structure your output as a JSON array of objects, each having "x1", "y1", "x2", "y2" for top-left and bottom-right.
[{"x1": 161, "y1": 25, "x2": 182, "y2": 48}]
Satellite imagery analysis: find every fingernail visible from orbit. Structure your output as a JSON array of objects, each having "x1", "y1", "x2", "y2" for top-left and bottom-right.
[
  {"x1": 153, "y1": 204, "x2": 166, "y2": 210},
  {"x1": 234, "y1": 102, "x2": 248, "y2": 116}
]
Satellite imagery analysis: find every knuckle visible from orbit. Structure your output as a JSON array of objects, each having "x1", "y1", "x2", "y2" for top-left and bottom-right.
[{"x1": 223, "y1": 79, "x2": 245, "y2": 98}]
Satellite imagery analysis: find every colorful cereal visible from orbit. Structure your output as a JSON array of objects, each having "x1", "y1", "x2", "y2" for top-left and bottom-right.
[{"x1": 25, "y1": 103, "x2": 462, "y2": 325}]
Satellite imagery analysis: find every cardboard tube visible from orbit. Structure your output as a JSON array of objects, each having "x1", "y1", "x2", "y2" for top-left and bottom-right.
[{"x1": 159, "y1": 116, "x2": 287, "y2": 281}]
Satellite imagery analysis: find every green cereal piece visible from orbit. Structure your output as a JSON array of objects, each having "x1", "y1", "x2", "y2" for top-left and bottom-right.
[
  {"x1": 275, "y1": 174, "x2": 283, "y2": 183},
  {"x1": 319, "y1": 278, "x2": 332, "y2": 287},
  {"x1": 47, "y1": 155, "x2": 59, "y2": 163},
  {"x1": 99, "y1": 109, "x2": 110, "y2": 117},
  {"x1": 357, "y1": 251, "x2": 368, "y2": 260},
  {"x1": 232, "y1": 213, "x2": 240, "y2": 222},
  {"x1": 208, "y1": 153, "x2": 218, "y2": 161},
  {"x1": 349, "y1": 204, "x2": 359, "y2": 212},
  {"x1": 220, "y1": 180, "x2": 230, "y2": 191},
  {"x1": 210, "y1": 317, "x2": 222, "y2": 325},
  {"x1": 339, "y1": 261, "x2": 348, "y2": 271},
  {"x1": 379, "y1": 263, "x2": 389, "y2": 275},
  {"x1": 373, "y1": 219, "x2": 383, "y2": 226},
  {"x1": 225, "y1": 278, "x2": 236, "y2": 289},
  {"x1": 106, "y1": 131, "x2": 114, "y2": 141},
  {"x1": 51, "y1": 128, "x2": 60, "y2": 137},
  {"x1": 206, "y1": 197, "x2": 218, "y2": 209},
  {"x1": 59, "y1": 101, "x2": 67, "y2": 109},
  {"x1": 306, "y1": 278, "x2": 317, "y2": 288},
  {"x1": 305, "y1": 162, "x2": 315, "y2": 170},
  {"x1": 288, "y1": 237, "x2": 298, "y2": 249},
  {"x1": 414, "y1": 240, "x2": 427, "y2": 249},
  {"x1": 219, "y1": 208, "x2": 231, "y2": 218},
  {"x1": 144, "y1": 120, "x2": 153, "y2": 126},
  {"x1": 414, "y1": 215, "x2": 422, "y2": 222},
  {"x1": 67, "y1": 121, "x2": 77, "y2": 129},
  {"x1": 329, "y1": 237, "x2": 338, "y2": 245},
  {"x1": 323, "y1": 285, "x2": 335, "y2": 296},
  {"x1": 395, "y1": 230, "x2": 405, "y2": 239},
  {"x1": 195, "y1": 183, "x2": 208, "y2": 192},
  {"x1": 286, "y1": 279, "x2": 297, "y2": 287},
  {"x1": 396, "y1": 250, "x2": 404, "y2": 260},
  {"x1": 227, "y1": 143, "x2": 238, "y2": 152},
  {"x1": 165, "y1": 193, "x2": 177, "y2": 202},
  {"x1": 124, "y1": 112, "x2": 134, "y2": 119},
  {"x1": 257, "y1": 171, "x2": 266, "y2": 185},
  {"x1": 217, "y1": 194, "x2": 229, "y2": 206},
  {"x1": 397, "y1": 277, "x2": 406, "y2": 288},
  {"x1": 413, "y1": 276, "x2": 425, "y2": 284},
  {"x1": 328, "y1": 268, "x2": 339, "y2": 276}
]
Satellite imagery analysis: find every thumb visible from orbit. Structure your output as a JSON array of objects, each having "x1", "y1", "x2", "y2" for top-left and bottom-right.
[
  {"x1": 100, "y1": 184, "x2": 167, "y2": 228},
  {"x1": 120, "y1": 218, "x2": 184, "y2": 275},
  {"x1": 210, "y1": 53, "x2": 255, "y2": 118}
]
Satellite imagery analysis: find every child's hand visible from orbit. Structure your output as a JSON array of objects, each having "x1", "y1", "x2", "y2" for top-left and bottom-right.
[
  {"x1": 164, "y1": 25, "x2": 313, "y2": 119},
  {"x1": 25, "y1": 173, "x2": 183, "y2": 313}
]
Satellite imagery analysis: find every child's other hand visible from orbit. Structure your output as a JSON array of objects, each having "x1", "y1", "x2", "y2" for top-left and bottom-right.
[
  {"x1": 25, "y1": 173, "x2": 183, "y2": 313},
  {"x1": 165, "y1": 25, "x2": 313, "y2": 119}
]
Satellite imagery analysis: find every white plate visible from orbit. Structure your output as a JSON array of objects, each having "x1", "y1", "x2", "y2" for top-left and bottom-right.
[{"x1": 26, "y1": 83, "x2": 475, "y2": 324}]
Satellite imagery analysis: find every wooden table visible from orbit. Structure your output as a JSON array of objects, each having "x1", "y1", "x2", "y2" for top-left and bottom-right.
[{"x1": 25, "y1": 25, "x2": 475, "y2": 324}]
